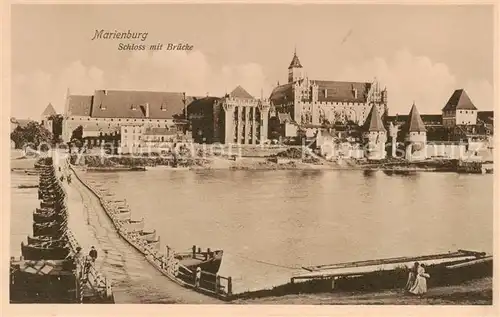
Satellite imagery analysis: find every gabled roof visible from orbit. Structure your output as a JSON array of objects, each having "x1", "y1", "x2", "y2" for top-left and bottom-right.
[
  {"x1": 90, "y1": 90, "x2": 186, "y2": 119},
  {"x1": 362, "y1": 105, "x2": 386, "y2": 132},
  {"x1": 442, "y1": 89, "x2": 477, "y2": 111},
  {"x1": 42, "y1": 103, "x2": 57, "y2": 116},
  {"x1": 229, "y1": 86, "x2": 254, "y2": 99},
  {"x1": 405, "y1": 103, "x2": 427, "y2": 133},
  {"x1": 67, "y1": 95, "x2": 93, "y2": 116},
  {"x1": 314, "y1": 80, "x2": 372, "y2": 103},
  {"x1": 288, "y1": 53, "x2": 303, "y2": 69}
]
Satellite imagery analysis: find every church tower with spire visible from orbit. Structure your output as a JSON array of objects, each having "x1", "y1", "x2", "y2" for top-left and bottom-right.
[{"x1": 288, "y1": 49, "x2": 304, "y2": 83}]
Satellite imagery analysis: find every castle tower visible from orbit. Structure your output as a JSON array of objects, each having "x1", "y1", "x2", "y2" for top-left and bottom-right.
[
  {"x1": 41, "y1": 103, "x2": 57, "y2": 132},
  {"x1": 288, "y1": 49, "x2": 304, "y2": 83},
  {"x1": 404, "y1": 103, "x2": 427, "y2": 161},
  {"x1": 362, "y1": 105, "x2": 387, "y2": 160}
]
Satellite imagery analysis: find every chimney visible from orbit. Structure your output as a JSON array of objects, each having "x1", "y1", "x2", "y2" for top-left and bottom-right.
[
  {"x1": 353, "y1": 89, "x2": 358, "y2": 99},
  {"x1": 145, "y1": 103, "x2": 149, "y2": 117},
  {"x1": 324, "y1": 89, "x2": 328, "y2": 98}
]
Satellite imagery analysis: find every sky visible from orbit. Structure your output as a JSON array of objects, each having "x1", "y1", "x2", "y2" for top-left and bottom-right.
[{"x1": 11, "y1": 4, "x2": 494, "y2": 119}]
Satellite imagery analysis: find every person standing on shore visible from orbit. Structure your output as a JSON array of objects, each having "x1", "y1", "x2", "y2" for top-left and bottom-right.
[
  {"x1": 89, "y1": 246, "x2": 98, "y2": 263},
  {"x1": 409, "y1": 264, "x2": 430, "y2": 295},
  {"x1": 405, "y1": 262, "x2": 419, "y2": 293}
]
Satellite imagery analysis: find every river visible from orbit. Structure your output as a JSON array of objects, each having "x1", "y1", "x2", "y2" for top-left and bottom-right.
[
  {"x1": 11, "y1": 158, "x2": 493, "y2": 294},
  {"x1": 79, "y1": 168, "x2": 493, "y2": 293}
]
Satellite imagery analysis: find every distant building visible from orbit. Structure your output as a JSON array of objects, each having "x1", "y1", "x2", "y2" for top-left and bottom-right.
[
  {"x1": 82, "y1": 126, "x2": 121, "y2": 149},
  {"x1": 62, "y1": 89, "x2": 189, "y2": 143},
  {"x1": 41, "y1": 103, "x2": 57, "y2": 132},
  {"x1": 269, "y1": 51, "x2": 388, "y2": 128},
  {"x1": 268, "y1": 112, "x2": 298, "y2": 141},
  {"x1": 442, "y1": 89, "x2": 478, "y2": 127},
  {"x1": 187, "y1": 86, "x2": 270, "y2": 145}
]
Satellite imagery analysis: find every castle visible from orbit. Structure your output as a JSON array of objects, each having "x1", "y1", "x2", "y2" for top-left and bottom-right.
[{"x1": 269, "y1": 50, "x2": 388, "y2": 129}]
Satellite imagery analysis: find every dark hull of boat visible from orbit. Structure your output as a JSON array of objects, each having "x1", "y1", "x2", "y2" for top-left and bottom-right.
[
  {"x1": 33, "y1": 212, "x2": 65, "y2": 223},
  {"x1": 181, "y1": 252, "x2": 224, "y2": 274},
  {"x1": 27, "y1": 236, "x2": 65, "y2": 245},
  {"x1": 21, "y1": 244, "x2": 70, "y2": 260},
  {"x1": 87, "y1": 167, "x2": 146, "y2": 172},
  {"x1": 33, "y1": 223, "x2": 67, "y2": 237}
]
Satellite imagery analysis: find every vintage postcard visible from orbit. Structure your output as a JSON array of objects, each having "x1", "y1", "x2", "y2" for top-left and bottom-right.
[{"x1": 2, "y1": 1, "x2": 499, "y2": 316}]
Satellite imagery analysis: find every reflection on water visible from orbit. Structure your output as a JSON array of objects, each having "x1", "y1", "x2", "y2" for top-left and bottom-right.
[{"x1": 11, "y1": 165, "x2": 493, "y2": 293}]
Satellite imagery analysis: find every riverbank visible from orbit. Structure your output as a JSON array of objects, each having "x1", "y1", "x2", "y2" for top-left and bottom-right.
[{"x1": 235, "y1": 277, "x2": 492, "y2": 305}]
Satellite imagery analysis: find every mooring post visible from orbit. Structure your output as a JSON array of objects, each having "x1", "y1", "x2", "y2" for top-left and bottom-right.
[
  {"x1": 105, "y1": 277, "x2": 112, "y2": 299},
  {"x1": 192, "y1": 245, "x2": 196, "y2": 257},
  {"x1": 215, "y1": 275, "x2": 220, "y2": 295},
  {"x1": 198, "y1": 247, "x2": 201, "y2": 254},
  {"x1": 227, "y1": 276, "x2": 232, "y2": 296},
  {"x1": 206, "y1": 248, "x2": 211, "y2": 260}
]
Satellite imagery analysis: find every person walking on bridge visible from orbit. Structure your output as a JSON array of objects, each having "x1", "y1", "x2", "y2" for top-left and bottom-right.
[{"x1": 89, "y1": 246, "x2": 98, "y2": 263}]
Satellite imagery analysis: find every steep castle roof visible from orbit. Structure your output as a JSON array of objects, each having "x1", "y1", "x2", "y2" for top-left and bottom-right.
[
  {"x1": 362, "y1": 105, "x2": 386, "y2": 132},
  {"x1": 269, "y1": 81, "x2": 372, "y2": 105},
  {"x1": 67, "y1": 90, "x2": 187, "y2": 119},
  {"x1": 442, "y1": 89, "x2": 477, "y2": 111},
  {"x1": 42, "y1": 103, "x2": 57, "y2": 116},
  {"x1": 288, "y1": 52, "x2": 303, "y2": 69},
  {"x1": 405, "y1": 103, "x2": 427, "y2": 133}
]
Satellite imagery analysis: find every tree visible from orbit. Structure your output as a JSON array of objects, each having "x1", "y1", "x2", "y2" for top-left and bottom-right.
[
  {"x1": 48, "y1": 114, "x2": 64, "y2": 142},
  {"x1": 10, "y1": 122, "x2": 53, "y2": 149},
  {"x1": 71, "y1": 125, "x2": 83, "y2": 141}
]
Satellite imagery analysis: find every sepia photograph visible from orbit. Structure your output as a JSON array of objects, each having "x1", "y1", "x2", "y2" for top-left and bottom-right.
[{"x1": 5, "y1": 1, "x2": 497, "y2": 310}]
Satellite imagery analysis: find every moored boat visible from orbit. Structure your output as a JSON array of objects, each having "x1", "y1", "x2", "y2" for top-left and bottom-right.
[
  {"x1": 139, "y1": 229, "x2": 156, "y2": 241},
  {"x1": 87, "y1": 166, "x2": 147, "y2": 172},
  {"x1": 21, "y1": 241, "x2": 70, "y2": 260},
  {"x1": 33, "y1": 221, "x2": 67, "y2": 237},
  {"x1": 145, "y1": 236, "x2": 160, "y2": 250},
  {"x1": 27, "y1": 235, "x2": 65, "y2": 245},
  {"x1": 122, "y1": 218, "x2": 145, "y2": 232},
  {"x1": 33, "y1": 210, "x2": 65, "y2": 223}
]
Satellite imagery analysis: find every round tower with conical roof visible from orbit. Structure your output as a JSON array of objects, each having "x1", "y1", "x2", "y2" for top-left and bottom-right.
[
  {"x1": 404, "y1": 103, "x2": 427, "y2": 160},
  {"x1": 362, "y1": 105, "x2": 387, "y2": 160}
]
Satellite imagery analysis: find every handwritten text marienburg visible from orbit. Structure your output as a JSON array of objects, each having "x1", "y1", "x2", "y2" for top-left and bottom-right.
[{"x1": 91, "y1": 29, "x2": 194, "y2": 51}]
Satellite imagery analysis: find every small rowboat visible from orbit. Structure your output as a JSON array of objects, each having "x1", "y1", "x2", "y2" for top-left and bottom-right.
[
  {"x1": 139, "y1": 229, "x2": 156, "y2": 241},
  {"x1": 122, "y1": 218, "x2": 145, "y2": 232},
  {"x1": 145, "y1": 236, "x2": 160, "y2": 250}
]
